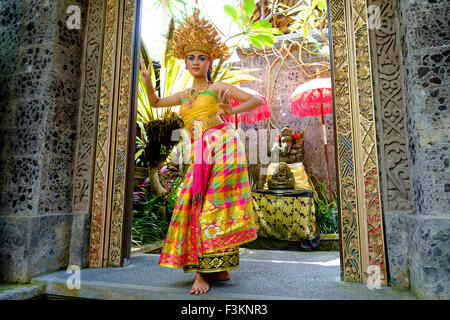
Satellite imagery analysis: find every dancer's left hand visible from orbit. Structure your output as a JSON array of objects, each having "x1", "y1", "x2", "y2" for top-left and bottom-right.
[{"x1": 217, "y1": 89, "x2": 232, "y2": 117}]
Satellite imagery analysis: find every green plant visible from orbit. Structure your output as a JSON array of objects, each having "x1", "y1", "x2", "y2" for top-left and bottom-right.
[
  {"x1": 132, "y1": 207, "x2": 169, "y2": 246},
  {"x1": 211, "y1": 0, "x2": 282, "y2": 81},
  {"x1": 131, "y1": 171, "x2": 183, "y2": 247},
  {"x1": 309, "y1": 179, "x2": 338, "y2": 234},
  {"x1": 258, "y1": 0, "x2": 329, "y2": 59},
  {"x1": 132, "y1": 188, "x2": 169, "y2": 246},
  {"x1": 288, "y1": 0, "x2": 329, "y2": 58},
  {"x1": 288, "y1": 0, "x2": 328, "y2": 35},
  {"x1": 223, "y1": 0, "x2": 282, "y2": 50}
]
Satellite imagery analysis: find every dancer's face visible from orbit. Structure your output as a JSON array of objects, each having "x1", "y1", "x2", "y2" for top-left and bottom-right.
[{"x1": 185, "y1": 53, "x2": 211, "y2": 78}]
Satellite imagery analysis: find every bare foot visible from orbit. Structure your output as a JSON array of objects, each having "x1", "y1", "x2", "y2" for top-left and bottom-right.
[
  {"x1": 191, "y1": 271, "x2": 230, "y2": 281},
  {"x1": 190, "y1": 272, "x2": 210, "y2": 295},
  {"x1": 208, "y1": 271, "x2": 230, "y2": 281}
]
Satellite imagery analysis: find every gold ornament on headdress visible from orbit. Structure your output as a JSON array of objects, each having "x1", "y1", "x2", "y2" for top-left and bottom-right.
[{"x1": 169, "y1": 9, "x2": 230, "y2": 60}]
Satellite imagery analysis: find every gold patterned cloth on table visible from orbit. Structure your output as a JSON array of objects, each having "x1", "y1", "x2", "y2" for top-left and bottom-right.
[{"x1": 251, "y1": 189, "x2": 318, "y2": 241}]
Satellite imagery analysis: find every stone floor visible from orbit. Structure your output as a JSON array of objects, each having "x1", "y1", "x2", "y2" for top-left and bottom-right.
[{"x1": 1, "y1": 249, "x2": 417, "y2": 300}]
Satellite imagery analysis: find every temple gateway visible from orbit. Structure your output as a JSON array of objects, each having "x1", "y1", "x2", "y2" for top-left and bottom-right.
[{"x1": 0, "y1": 0, "x2": 448, "y2": 300}]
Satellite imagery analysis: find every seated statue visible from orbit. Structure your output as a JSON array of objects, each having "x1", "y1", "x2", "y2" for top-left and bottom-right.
[
  {"x1": 265, "y1": 125, "x2": 311, "y2": 191},
  {"x1": 268, "y1": 162, "x2": 296, "y2": 190}
]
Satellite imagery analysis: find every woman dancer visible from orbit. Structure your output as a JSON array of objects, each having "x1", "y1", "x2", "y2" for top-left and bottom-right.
[{"x1": 140, "y1": 9, "x2": 263, "y2": 295}]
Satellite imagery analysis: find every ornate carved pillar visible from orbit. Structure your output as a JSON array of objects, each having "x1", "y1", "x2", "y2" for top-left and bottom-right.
[
  {"x1": 329, "y1": 0, "x2": 388, "y2": 284},
  {"x1": 69, "y1": 0, "x2": 106, "y2": 267},
  {"x1": 72, "y1": 0, "x2": 139, "y2": 268},
  {"x1": 368, "y1": 0, "x2": 413, "y2": 213}
]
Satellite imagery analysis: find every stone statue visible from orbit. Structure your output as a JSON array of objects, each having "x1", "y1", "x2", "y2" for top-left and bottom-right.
[
  {"x1": 270, "y1": 125, "x2": 305, "y2": 164},
  {"x1": 292, "y1": 130, "x2": 305, "y2": 163},
  {"x1": 268, "y1": 162, "x2": 296, "y2": 190},
  {"x1": 265, "y1": 125, "x2": 310, "y2": 191},
  {"x1": 280, "y1": 132, "x2": 293, "y2": 157}
]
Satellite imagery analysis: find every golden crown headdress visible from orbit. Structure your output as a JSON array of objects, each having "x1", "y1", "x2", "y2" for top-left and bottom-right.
[{"x1": 169, "y1": 9, "x2": 230, "y2": 60}]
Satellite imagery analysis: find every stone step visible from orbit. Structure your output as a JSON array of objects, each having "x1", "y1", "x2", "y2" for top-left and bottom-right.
[{"x1": 27, "y1": 250, "x2": 416, "y2": 300}]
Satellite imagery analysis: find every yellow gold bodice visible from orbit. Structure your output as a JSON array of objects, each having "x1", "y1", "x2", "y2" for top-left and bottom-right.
[{"x1": 180, "y1": 89, "x2": 224, "y2": 140}]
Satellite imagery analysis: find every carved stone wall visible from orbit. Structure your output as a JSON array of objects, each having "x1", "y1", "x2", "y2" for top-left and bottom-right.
[
  {"x1": 368, "y1": 0, "x2": 450, "y2": 299},
  {"x1": 397, "y1": 0, "x2": 450, "y2": 299},
  {"x1": 69, "y1": 0, "x2": 106, "y2": 268},
  {"x1": 368, "y1": 0, "x2": 413, "y2": 290},
  {"x1": 369, "y1": 0, "x2": 413, "y2": 213},
  {"x1": 71, "y1": 0, "x2": 105, "y2": 213},
  {"x1": 368, "y1": 0, "x2": 450, "y2": 298},
  {"x1": 0, "y1": 0, "x2": 88, "y2": 283}
]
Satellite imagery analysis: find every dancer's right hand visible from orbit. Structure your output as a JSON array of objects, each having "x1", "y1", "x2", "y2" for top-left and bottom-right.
[{"x1": 140, "y1": 58, "x2": 152, "y2": 85}]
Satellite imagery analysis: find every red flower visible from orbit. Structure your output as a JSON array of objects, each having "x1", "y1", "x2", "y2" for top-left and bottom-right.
[
  {"x1": 293, "y1": 132, "x2": 299, "y2": 140},
  {"x1": 275, "y1": 134, "x2": 280, "y2": 140}
]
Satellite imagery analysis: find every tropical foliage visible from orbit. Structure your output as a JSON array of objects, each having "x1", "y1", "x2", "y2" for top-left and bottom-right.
[
  {"x1": 132, "y1": 188, "x2": 169, "y2": 246},
  {"x1": 249, "y1": 0, "x2": 329, "y2": 59},
  {"x1": 151, "y1": 0, "x2": 190, "y2": 25},
  {"x1": 310, "y1": 179, "x2": 338, "y2": 234},
  {"x1": 132, "y1": 161, "x2": 183, "y2": 247},
  {"x1": 136, "y1": 22, "x2": 187, "y2": 196},
  {"x1": 288, "y1": 0, "x2": 328, "y2": 35},
  {"x1": 288, "y1": 0, "x2": 329, "y2": 58},
  {"x1": 131, "y1": 178, "x2": 181, "y2": 246},
  {"x1": 223, "y1": 0, "x2": 282, "y2": 50},
  {"x1": 212, "y1": 0, "x2": 282, "y2": 80}
]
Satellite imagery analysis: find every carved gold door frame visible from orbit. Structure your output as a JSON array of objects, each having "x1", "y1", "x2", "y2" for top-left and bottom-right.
[
  {"x1": 87, "y1": 0, "x2": 388, "y2": 284},
  {"x1": 329, "y1": 0, "x2": 387, "y2": 284},
  {"x1": 88, "y1": 0, "x2": 140, "y2": 268}
]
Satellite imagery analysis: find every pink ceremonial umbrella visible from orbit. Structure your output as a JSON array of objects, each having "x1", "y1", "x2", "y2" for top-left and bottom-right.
[
  {"x1": 290, "y1": 77, "x2": 333, "y2": 201},
  {"x1": 290, "y1": 77, "x2": 333, "y2": 116},
  {"x1": 222, "y1": 88, "x2": 271, "y2": 129}
]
